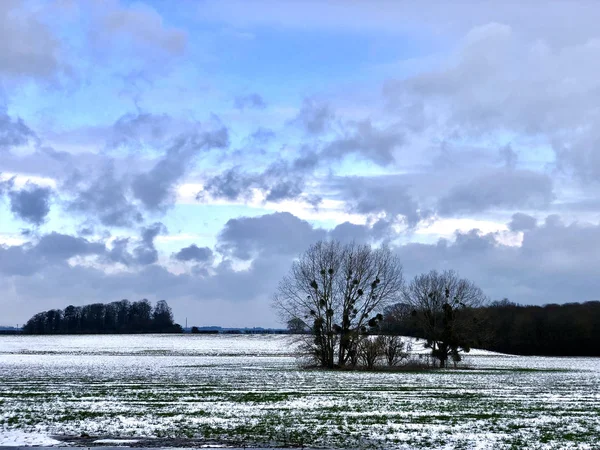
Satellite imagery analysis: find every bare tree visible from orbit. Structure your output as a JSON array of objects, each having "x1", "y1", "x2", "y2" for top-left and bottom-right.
[
  {"x1": 380, "y1": 335, "x2": 410, "y2": 367},
  {"x1": 403, "y1": 270, "x2": 487, "y2": 368},
  {"x1": 358, "y1": 336, "x2": 383, "y2": 369},
  {"x1": 273, "y1": 240, "x2": 404, "y2": 368}
]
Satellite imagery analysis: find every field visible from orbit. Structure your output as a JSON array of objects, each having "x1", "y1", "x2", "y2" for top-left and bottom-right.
[{"x1": 1, "y1": 334, "x2": 599, "y2": 449}]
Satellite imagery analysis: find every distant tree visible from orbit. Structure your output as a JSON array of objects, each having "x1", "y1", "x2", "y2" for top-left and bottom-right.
[
  {"x1": 22, "y1": 299, "x2": 183, "y2": 335},
  {"x1": 403, "y1": 270, "x2": 487, "y2": 368},
  {"x1": 273, "y1": 240, "x2": 404, "y2": 368},
  {"x1": 62, "y1": 305, "x2": 80, "y2": 333},
  {"x1": 45, "y1": 309, "x2": 62, "y2": 333},
  {"x1": 153, "y1": 300, "x2": 175, "y2": 331},
  {"x1": 129, "y1": 299, "x2": 152, "y2": 332},
  {"x1": 287, "y1": 317, "x2": 309, "y2": 334},
  {"x1": 114, "y1": 299, "x2": 131, "y2": 332},
  {"x1": 191, "y1": 326, "x2": 200, "y2": 334}
]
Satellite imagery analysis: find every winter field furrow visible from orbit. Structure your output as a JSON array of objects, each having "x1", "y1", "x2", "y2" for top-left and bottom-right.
[{"x1": 1, "y1": 334, "x2": 599, "y2": 449}]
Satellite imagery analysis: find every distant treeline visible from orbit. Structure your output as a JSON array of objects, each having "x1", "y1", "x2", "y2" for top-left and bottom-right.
[
  {"x1": 22, "y1": 299, "x2": 183, "y2": 334},
  {"x1": 382, "y1": 300, "x2": 600, "y2": 357}
]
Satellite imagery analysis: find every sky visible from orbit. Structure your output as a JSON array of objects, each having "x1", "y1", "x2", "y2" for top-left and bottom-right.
[{"x1": 1, "y1": 0, "x2": 600, "y2": 328}]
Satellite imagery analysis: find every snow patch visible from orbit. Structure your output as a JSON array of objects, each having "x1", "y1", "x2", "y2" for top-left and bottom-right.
[
  {"x1": 0, "y1": 430, "x2": 62, "y2": 446},
  {"x1": 93, "y1": 439, "x2": 140, "y2": 444}
]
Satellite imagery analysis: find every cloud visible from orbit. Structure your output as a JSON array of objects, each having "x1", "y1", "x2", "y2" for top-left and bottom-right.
[
  {"x1": 8, "y1": 183, "x2": 52, "y2": 225},
  {"x1": 97, "y1": 1, "x2": 187, "y2": 55},
  {"x1": 0, "y1": 0, "x2": 64, "y2": 79},
  {"x1": 106, "y1": 237, "x2": 133, "y2": 266},
  {"x1": 132, "y1": 128, "x2": 229, "y2": 210},
  {"x1": 234, "y1": 93, "x2": 267, "y2": 110},
  {"x1": 499, "y1": 144, "x2": 518, "y2": 169},
  {"x1": 508, "y1": 213, "x2": 537, "y2": 232},
  {"x1": 323, "y1": 119, "x2": 404, "y2": 166},
  {"x1": 554, "y1": 127, "x2": 600, "y2": 183},
  {"x1": 248, "y1": 127, "x2": 276, "y2": 145},
  {"x1": 217, "y1": 212, "x2": 326, "y2": 260},
  {"x1": 200, "y1": 167, "x2": 256, "y2": 202},
  {"x1": 0, "y1": 113, "x2": 37, "y2": 150},
  {"x1": 107, "y1": 112, "x2": 173, "y2": 150},
  {"x1": 333, "y1": 175, "x2": 424, "y2": 226},
  {"x1": 35, "y1": 232, "x2": 106, "y2": 262},
  {"x1": 173, "y1": 244, "x2": 213, "y2": 263},
  {"x1": 66, "y1": 160, "x2": 143, "y2": 228},
  {"x1": 197, "y1": 2, "x2": 600, "y2": 42},
  {"x1": 0, "y1": 231, "x2": 107, "y2": 277},
  {"x1": 0, "y1": 176, "x2": 14, "y2": 196},
  {"x1": 438, "y1": 170, "x2": 554, "y2": 215},
  {"x1": 133, "y1": 222, "x2": 166, "y2": 265},
  {"x1": 382, "y1": 20, "x2": 600, "y2": 182},
  {"x1": 293, "y1": 98, "x2": 334, "y2": 135},
  {"x1": 395, "y1": 216, "x2": 600, "y2": 306},
  {"x1": 328, "y1": 220, "x2": 395, "y2": 244},
  {"x1": 199, "y1": 152, "x2": 318, "y2": 203}
]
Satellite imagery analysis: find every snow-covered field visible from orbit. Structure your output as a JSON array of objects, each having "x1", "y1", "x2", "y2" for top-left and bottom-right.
[{"x1": 1, "y1": 334, "x2": 599, "y2": 449}]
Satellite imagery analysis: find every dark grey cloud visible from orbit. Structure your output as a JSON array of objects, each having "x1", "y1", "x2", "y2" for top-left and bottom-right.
[
  {"x1": 217, "y1": 212, "x2": 326, "y2": 260},
  {"x1": 293, "y1": 98, "x2": 334, "y2": 135},
  {"x1": 328, "y1": 221, "x2": 370, "y2": 244},
  {"x1": 200, "y1": 152, "x2": 318, "y2": 203},
  {"x1": 333, "y1": 175, "x2": 424, "y2": 227},
  {"x1": 261, "y1": 159, "x2": 311, "y2": 202},
  {"x1": 67, "y1": 161, "x2": 143, "y2": 227},
  {"x1": 0, "y1": 176, "x2": 14, "y2": 196},
  {"x1": 104, "y1": 224, "x2": 168, "y2": 267},
  {"x1": 0, "y1": 231, "x2": 108, "y2": 277},
  {"x1": 438, "y1": 170, "x2": 554, "y2": 215},
  {"x1": 328, "y1": 218, "x2": 407, "y2": 244},
  {"x1": 509, "y1": 213, "x2": 537, "y2": 232},
  {"x1": 0, "y1": 113, "x2": 37, "y2": 150},
  {"x1": 106, "y1": 237, "x2": 133, "y2": 266},
  {"x1": 173, "y1": 244, "x2": 213, "y2": 263},
  {"x1": 132, "y1": 127, "x2": 229, "y2": 210},
  {"x1": 234, "y1": 93, "x2": 267, "y2": 110},
  {"x1": 0, "y1": 243, "x2": 40, "y2": 276},
  {"x1": 8, "y1": 183, "x2": 52, "y2": 225},
  {"x1": 34, "y1": 232, "x2": 106, "y2": 262},
  {"x1": 133, "y1": 222, "x2": 166, "y2": 265},
  {"x1": 323, "y1": 120, "x2": 403, "y2": 166},
  {"x1": 200, "y1": 167, "x2": 256, "y2": 202}
]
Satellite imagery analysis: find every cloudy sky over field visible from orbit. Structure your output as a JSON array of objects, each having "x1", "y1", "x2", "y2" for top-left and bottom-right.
[{"x1": 2, "y1": 0, "x2": 600, "y2": 327}]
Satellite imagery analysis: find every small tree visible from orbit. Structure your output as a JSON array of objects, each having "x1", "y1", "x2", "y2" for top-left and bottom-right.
[
  {"x1": 380, "y1": 335, "x2": 409, "y2": 367},
  {"x1": 403, "y1": 270, "x2": 487, "y2": 368},
  {"x1": 358, "y1": 336, "x2": 383, "y2": 369},
  {"x1": 273, "y1": 240, "x2": 404, "y2": 368}
]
